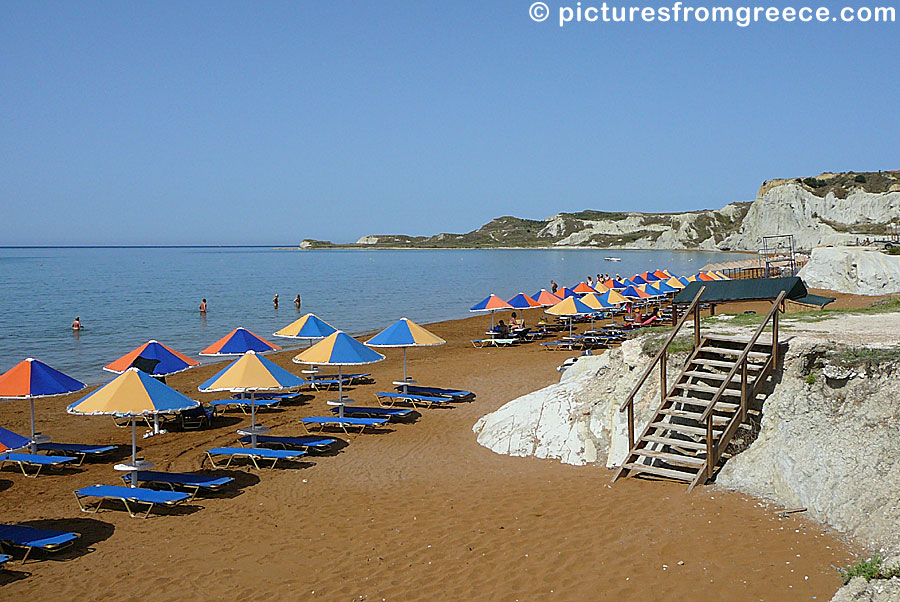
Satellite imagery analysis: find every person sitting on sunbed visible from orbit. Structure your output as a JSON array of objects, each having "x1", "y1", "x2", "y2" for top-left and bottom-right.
[
  {"x1": 494, "y1": 320, "x2": 510, "y2": 338},
  {"x1": 509, "y1": 312, "x2": 523, "y2": 329}
]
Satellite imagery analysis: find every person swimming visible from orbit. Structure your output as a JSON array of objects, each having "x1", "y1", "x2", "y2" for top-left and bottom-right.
[
  {"x1": 294, "y1": 294, "x2": 301, "y2": 309},
  {"x1": 199, "y1": 298, "x2": 207, "y2": 313},
  {"x1": 71, "y1": 316, "x2": 82, "y2": 330},
  {"x1": 272, "y1": 293, "x2": 279, "y2": 308}
]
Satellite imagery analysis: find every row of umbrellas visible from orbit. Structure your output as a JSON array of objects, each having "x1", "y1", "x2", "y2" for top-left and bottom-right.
[
  {"x1": 470, "y1": 269, "x2": 730, "y2": 325},
  {"x1": 0, "y1": 315, "x2": 448, "y2": 486}
]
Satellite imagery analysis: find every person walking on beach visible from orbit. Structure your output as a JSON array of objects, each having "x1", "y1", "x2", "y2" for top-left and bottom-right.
[
  {"x1": 550, "y1": 280, "x2": 558, "y2": 294},
  {"x1": 71, "y1": 316, "x2": 82, "y2": 330},
  {"x1": 272, "y1": 293, "x2": 279, "y2": 308},
  {"x1": 199, "y1": 299, "x2": 207, "y2": 313},
  {"x1": 294, "y1": 293, "x2": 301, "y2": 309}
]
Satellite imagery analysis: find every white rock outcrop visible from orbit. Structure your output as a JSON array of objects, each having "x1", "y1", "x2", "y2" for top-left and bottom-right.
[
  {"x1": 798, "y1": 247, "x2": 900, "y2": 295},
  {"x1": 830, "y1": 577, "x2": 900, "y2": 602},
  {"x1": 472, "y1": 339, "x2": 677, "y2": 468}
]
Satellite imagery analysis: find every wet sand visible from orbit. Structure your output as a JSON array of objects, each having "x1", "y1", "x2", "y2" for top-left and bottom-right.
[{"x1": 0, "y1": 304, "x2": 861, "y2": 601}]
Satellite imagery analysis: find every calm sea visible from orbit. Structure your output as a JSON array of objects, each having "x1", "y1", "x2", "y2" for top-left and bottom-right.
[{"x1": 0, "y1": 246, "x2": 745, "y2": 384}]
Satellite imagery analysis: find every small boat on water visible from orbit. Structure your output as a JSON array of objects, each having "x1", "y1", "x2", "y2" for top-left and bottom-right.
[{"x1": 604, "y1": 257, "x2": 621, "y2": 262}]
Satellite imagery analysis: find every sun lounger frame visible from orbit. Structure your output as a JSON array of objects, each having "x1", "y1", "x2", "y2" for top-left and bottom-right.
[
  {"x1": 74, "y1": 485, "x2": 189, "y2": 519},
  {"x1": 0, "y1": 524, "x2": 81, "y2": 563},
  {"x1": 36, "y1": 443, "x2": 116, "y2": 467},
  {"x1": 121, "y1": 471, "x2": 234, "y2": 501},
  {"x1": 0, "y1": 453, "x2": 77, "y2": 478},
  {"x1": 374, "y1": 392, "x2": 453, "y2": 409},
  {"x1": 300, "y1": 417, "x2": 388, "y2": 437},
  {"x1": 203, "y1": 447, "x2": 306, "y2": 470}
]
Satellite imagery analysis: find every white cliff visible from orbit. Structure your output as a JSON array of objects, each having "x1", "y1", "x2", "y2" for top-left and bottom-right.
[{"x1": 799, "y1": 247, "x2": 900, "y2": 295}]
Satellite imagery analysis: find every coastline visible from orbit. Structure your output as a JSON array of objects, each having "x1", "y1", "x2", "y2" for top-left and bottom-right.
[
  {"x1": 276, "y1": 245, "x2": 758, "y2": 254},
  {"x1": 0, "y1": 310, "x2": 856, "y2": 600}
]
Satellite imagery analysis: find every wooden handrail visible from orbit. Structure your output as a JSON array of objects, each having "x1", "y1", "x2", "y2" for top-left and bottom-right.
[
  {"x1": 699, "y1": 290, "x2": 787, "y2": 423},
  {"x1": 618, "y1": 286, "x2": 706, "y2": 413}
]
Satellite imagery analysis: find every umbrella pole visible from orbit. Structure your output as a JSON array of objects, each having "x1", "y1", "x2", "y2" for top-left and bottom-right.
[
  {"x1": 402, "y1": 348, "x2": 408, "y2": 394},
  {"x1": 29, "y1": 397, "x2": 37, "y2": 454},
  {"x1": 338, "y1": 366, "x2": 344, "y2": 417},
  {"x1": 130, "y1": 416, "x2": 138, "y2": 488},
  {"x1": 153, "y1": 414, "x2": 160, "y2": 435},
  {"x1": 250, "y1": 391, "x2": 257, "y2": 448}
]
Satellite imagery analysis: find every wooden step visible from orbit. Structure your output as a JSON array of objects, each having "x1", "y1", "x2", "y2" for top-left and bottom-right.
[
  {"x1": 674, "y1": 382, "x2": 740, "y2": 396},
  {"x1": 667, "y1": 396, "x2": 740, "y2": 412},
  {"x1": 691, "y1": 358, "x2": 763, "y2": 370},
  {"x1": 705, "y1": 334, "x2": 774, "y2": 346},
  {"x1": 622, "y1": 462, "x2": 697, "y2": 482},
  {"x1": 632, "y1": 449, "x2": 706, "y2": 467},
  {"x1": 700, "y1": 347, "x2": 770, "y2": 360},
  {"x1": 682, "y1": 370, "x2": 747, "y2": 382},
  {"x1": 649, "y1": 421, "x2": 723, "y2": 437},
  {"x1": 658, "y1": 408, "x2": 732, "y2": 425},
  {"x1": 642, "y1": 434, "x2": 707, "y2": 451}
]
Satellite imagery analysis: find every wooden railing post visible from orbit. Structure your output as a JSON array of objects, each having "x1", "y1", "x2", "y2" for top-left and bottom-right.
[
  {"x1": 772, "y1": 306, "x2": 779, "y2": 366},
  {"x1": 706, "y1": 416, "x2": 714, "y2": 481},
  {"x1": 693, "y1": 303, "x2": 701, "y2": 351},
  {"x1": 741, "y1": 357, "x2": 748, "y2": 422},
  {"x1": 660, "y1": 350, "x2": 667, "y2": 407},
  {"x1": 627, "y1": 401, "x2": 634, "y2": 451}
]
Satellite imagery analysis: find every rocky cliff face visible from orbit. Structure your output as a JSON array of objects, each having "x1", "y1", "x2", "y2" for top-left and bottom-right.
[{"x1": 798, "y1": 247, "x2": 900, "y2": 295}]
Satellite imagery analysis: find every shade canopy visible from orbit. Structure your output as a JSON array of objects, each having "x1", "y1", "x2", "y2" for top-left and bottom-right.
[
  {"x1": 470, "y1": 294, "x2": 514, "y2": 312},
  {"x1": 273, "y1": 313, "x2": 338, "y2": 340},
  {"x1": 507, "y1": 292, "x2": 541, "y2": 310},
  {"x1": 293, "y1": 331, "x2": 385, "y2": 366},
  {"x1": 653, "y1": 269, "x2": 670, "y2": 279},
  {"x1": 0, "y1": 358, "x2": 86, "y2": 399},
  {"x1": 0, "y1": 426, "x2": 29, "y2": 452},
  {"x1": 367, "y1": 318, "x2": 446, "y2": 348},
  {"x1": 653, "y1": 281, "x2": 679, "y2": 294},
  {"x1": 572, "y1": 282, "x2": 597, "y2": 294},
  {"x1": 546, "y1": 296, "x2": 596, "y2": 316},
  {"x1": 621, "y1": 285, "x2": 651, "y2": 299},
  {"x1": 199, "y1": 351, "x2": 305, "y2": 392},
  {"x1": 555, "y1": 287, "x2": 577, "y2": 299},
  {"x1": 579, "y1": 292, "x2": 613, "y2": 310},
  {"x1": 638, "y1": 271, "x2": 662, "y2": 282},
  {"x1": 631, "y1": 275, "x2": 648, "y2": 285},
  {"x1": 532, "y1": 289, "x2": 563, "y2": 306},
  {"x1": 637, "y1": 283, "x2": 664, "y2": 297},
  {"x1": 603, "y1": 279, "x2": 627, "y2": 290},
  {"x1": 597, "y1": 289, "x2": 628, "y2": 305},
  {"x1": 104, "y1": 340, "x2": 199, "y2": 375},
  {"x1": 68, "y1": 368, "x2": 198, "y2": 416},
  {"x1": 200, "y1": 328, "x2": 281, "y2": 356},
  {"x1": 665, "y1": 277, "x2": 686, "y2": 289},
  {"x1": 697, "y1": 272, "x2": 716, "y2": 281}
]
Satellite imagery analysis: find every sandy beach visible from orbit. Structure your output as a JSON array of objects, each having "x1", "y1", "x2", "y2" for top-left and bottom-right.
[{"x1": 0, "y1": 303, "x2": 862, "y2": 601}]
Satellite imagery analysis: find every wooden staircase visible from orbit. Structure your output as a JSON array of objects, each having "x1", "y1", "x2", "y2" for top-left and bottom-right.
[{"x1": 612, "y1": 288, "x2": 785, "y2": 492}]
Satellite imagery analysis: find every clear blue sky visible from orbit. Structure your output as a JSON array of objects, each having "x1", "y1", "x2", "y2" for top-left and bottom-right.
[{"x1": 2, "y1": 1, "x2": 897, "y2": 245}]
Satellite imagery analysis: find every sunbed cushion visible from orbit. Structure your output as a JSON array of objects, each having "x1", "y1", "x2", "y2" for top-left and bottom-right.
[
  {"x1": 0, "y1": 524, "x2": 80, "y2": 549},
  {"x1": 398, "y1": 385, "x2": 474, "y2": 398},
  {"x1": 237, "y1": 435, "x2": 335, "y2": 448},
  {"x1": 123, "y1": 471, "x2": 234, "y2": 489},
  {"x1": 37, "y1": 443, "x2": 116, "y2": 455},
  {"x1": 301, "y1": 417, "x2": 387, "y2": 426},
  {"x1": 0, "y1": 453, "x2": 77, "y2": 466},
  {"x1": 330, "y1": 406, "x2": 413, "y2": 417},
  {"x1": 75, "y1": 485, "x2": 189, "y2": 504},
  {"x1": 209, "y1": 398, "x2": 281, "y2": 407},
  {"x1": 207, "y1": 447, "x2": 306, "y2": 460},
  {"x1": 375, "y1": 392, "x2": 452, "y2": 404}
]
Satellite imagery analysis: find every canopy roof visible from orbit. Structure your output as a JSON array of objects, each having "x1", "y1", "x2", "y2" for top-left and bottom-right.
[
  {"x1": 294, "y1": 331, "x2": 386, "y2": 366},
  {"x1": 532, "y1": 289, "x2": 563, "y2": 306},
  {"x1": 273, "y1": 313, "x2": 337, "y2": 340},
  {"x1": 68, "y1": 368, "x2": 198, "y2": 416},
  {"x1": 199, "y1": 350, "x2": 306, "y2": 392},
  {"x1": 367, "y1": 318, "x2": 446, "y2": 348},
  {"x1": 674, "y1": 277, "x2": 835, "y2": 307},
  {"x1": 200, "y1": 328, "x2": 281, "y2": 356},
  {"x1": 104, "y1": 340, "x2": 199, "y2": 375},
  {"x1": 470, "y1": 294, "x2": 514, "y2": 312},
  {"x1": 0, "y1": 358, "x2": 86, "y2": 399},
  {"x1": 546, "y1": 296, "x2": 595, "y2": 316},
  {"x1": 507, "y1": 292, "x2": 542, "y2": 309},
  {"x1": 0, "y1": 426, "x2": 29, "y2": 452}
]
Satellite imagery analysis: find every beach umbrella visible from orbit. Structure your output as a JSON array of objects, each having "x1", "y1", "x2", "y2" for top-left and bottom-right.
[
  {"x1": 293, "y1": 332, "x2": 385, "y2": 417},
  {"x1": 696, "y1": 272, "x2": 716, "y2": 282},
  {"x1": 604, "y1": 279, "x2": 627, "y2": 290},
  {"x1": 579, "y1": 292, "x2": 612, "y2": 310},
  {"x1": 572, "y1": 282, "x2": 597, "y2": 295},
  {"x1": 199, "y1": 351, "x2": 305, "y2": 448},
  {"x1": 104, "y1": 340, "x2": 199, "y2": 376},
  {"x1": 654, "y1": 280, "x2": 679, "y2": 294},
  {"x1": 507, "y1": 292, "x2": 542, "y2": 310},
  {"x1": 273, "y1": 313, "x2": 337, "y2": 344},
  {"x1": 0, "y1": 426, "x2": 30, "y2": 452},
  {"x1": 631, "y1": 275, "x2": 648, "y2": 285},
  {"x1": 200, "y1": 327, "x2": 281, "y2": 356},
  {"x1": 621, "y1": 285, "x2": 651, "y2": 299},
  {"x1": 532, "y1": 289, "x2": 563, "y2": 307},
  {"x1": 637, "y1": 283, "x2": 664, "y2": 297},
  {"x1": 597, "y1": 289, "x2": 628, "y2": 305},
  {"x1": 640, "y1": 271, "x2": 662, "y2": 282},
  {"x1": 470, "y1": 294, "x2": 514, "y2": 328},
  {"x1": 677, "y1": 276, "x2": 692, "y2": 286},
  {"x1": 591, "y1": 282, "x2": 611, "y2": 294},
  {"x1": 556, "y1": 287, "x2": 577, "y2": 300},
  {"x1": 0, "y1": 358, "x2": 87, "y2": 453},
  {"x1": 666, "y1": 277, "x2": 686, "y2": 289},
  {"x1": 546, "y1": 296, "x2": 595, "y2": 337},
  {"x1": 367, "y1": 318, "x2": 445, "y2": 393},
  {"x1": 68, "y1": 368, "x2": 198, "y2": 486},
  {"x1": 714, "y1": 271, "x2": 730, "y2": 280},
  {"x1": 653, "y1": 269, "x2": 670, "y2": 279}
]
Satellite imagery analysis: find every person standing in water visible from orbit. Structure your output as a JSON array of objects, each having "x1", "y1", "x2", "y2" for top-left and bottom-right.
[
  {"x1": 294, "y1": 294, "x2": 302, "y2": 309},
  {"x1": 71, "y1": 316, "x2": 82, "y2": 330},
  {"x1": 199, "y1": 299, "x2": 207, "y2": 313},
  {"x1": 272, "y1": 293, "x2": 279, "y2": 308}
]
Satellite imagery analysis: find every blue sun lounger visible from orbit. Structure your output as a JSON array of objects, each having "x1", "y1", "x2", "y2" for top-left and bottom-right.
[
  {"x1": 121, "y1": 471, "x2": 234, "y2": 500},
  {"x1": 329, "y1": 406, "x2": 414, "y2": 420},
  {"x1": 203, "y1": 447, "x2": 306, "y2": 470},
  {"x1": 230, "y1": 391, "x2": 303, "y2": 401},
  {"x1": 300, "y1": 416, "x2": 388, "y2": 436},
  {"x1": 74, "y1": 485, "x2": 189, "y2": 519},
  {"x1": 312, "y1": 372, "x2": 371, "y2": 384},
  {"x1": 208, "y1": 397, "x2": 281, "y2": 414},
  {"x1": 306, "y1": 377, "x2": 352, "y2": 391},
  {"x1": 37, "y1": 443, "x2": 116, "y2": 466},
  {"x1": 0, "y1": 554, "x2": 9, "y2": 567},
  {"x1": 374, "y1": 392, "x2": 454, "y2": 409},
  {"x1": 0, "y1": 453, "x2": 78, "y2": 477},
  {"x1": 237, "y1": 434, "x2": 336, "y2": 452},
  {"x1": 0, "y1": 524, "x2": 81, "y2": 563},
  {"x1": 395, "y1": 385, "x2": 475, "y2": 400}
]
